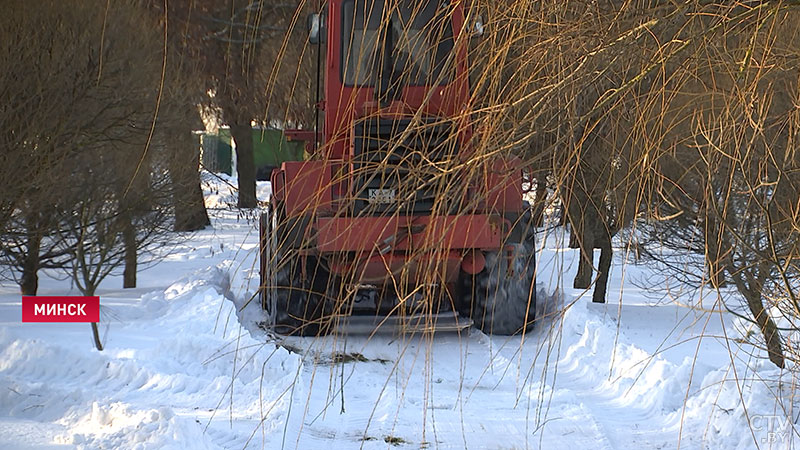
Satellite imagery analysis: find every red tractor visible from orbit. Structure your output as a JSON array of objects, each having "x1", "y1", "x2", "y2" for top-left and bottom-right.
[{"x1": 260, "y1": 0, "x2": 536, "y2": 336}]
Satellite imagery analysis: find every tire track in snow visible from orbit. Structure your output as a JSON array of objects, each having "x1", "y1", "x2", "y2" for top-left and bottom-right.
[
  {"x1": 274, "y1": 327, "x2": 617, "y2": 449},
  {"x1": 484, "y1": 298, "x2": 684, "y2": 450},
  {"x1": 450, "y1": 331, "x2": 617, "y2": 450},
  {"x1": 543, "y1": 328, "x2": 681, "y2": 449},
  {"x1": 276, "y1": 335, "x2": 419, "y2": 449}
]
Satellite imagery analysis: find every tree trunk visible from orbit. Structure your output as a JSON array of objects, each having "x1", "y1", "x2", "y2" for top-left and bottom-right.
[
  {"x1": 568, "y1": 223, "x2": 579, "y2": 248},
  {"x1": 574, "y1": 226, "x2": 594, "y2": 290},
  {"x1": 91, "y1": 322, "x2": 104, "y2": 351},
  {"x1": 122, "y1": 214, "x2": 136, "y2": 288},
  {"x1": 20, "y1": 247, "x2": 40, "y2": 295},
  {"x1": 745, "y1": 286, "x2": 784, "y2": 368},
  {"x1": 230, "y1": 123, "x2": 257, "y2": 208},
  {"x1": 170, "y1": 129, "x2": 210, "y2": 231},
  {"x1": 731, "y1": 271, "x2": 785, "y2": 368},
  {"x1": 566, "y1": 193, "x2": 582, "y2": 249},
  {"x1": 566, "y1": 192, "x2": 594, "y2": 289},
  {"x1": 532, "y1": 177, "x2": 547, "y2": 227},
  {"x1": 19, "y1": 218, "x2": 42, "y2": 296},
  {"x1": 593, "y1": 232, "x2": 611, "y2": 303},
  {"x1": 705, "y1": 215, "x2": 727, "y2": 288},
  {"x1": 79, "y1": 284, "x2": 103, "y2": 351}
]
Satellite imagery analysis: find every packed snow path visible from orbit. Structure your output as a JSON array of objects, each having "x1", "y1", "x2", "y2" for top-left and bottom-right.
[
  {"x1": 0, "y1": 175, "x2": 796, "y2": 449},
  {"x1": 270, "y1": 293, "x2": 709, "y2": 450}
]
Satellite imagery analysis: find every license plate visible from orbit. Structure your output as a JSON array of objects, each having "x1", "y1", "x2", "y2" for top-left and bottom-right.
[{"x1": 368, "y1": 189, "x2": 396, "y2": 204}]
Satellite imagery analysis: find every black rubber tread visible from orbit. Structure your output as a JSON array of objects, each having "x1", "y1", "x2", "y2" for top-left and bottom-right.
[
  {"x1": 262, "y1": 203, "x2": 337, "y2": 336},
  {"x1": 272, "y1": 253, "x2": 336, "y2": 336},
  {"x1": 457, "y1": 211, "x2": 537, "y2": 335}
]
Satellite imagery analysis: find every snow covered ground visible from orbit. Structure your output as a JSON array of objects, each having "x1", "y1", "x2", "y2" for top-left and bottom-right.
[{"x1": 0, "y1": 173, "x2": 797, "y2": 449}]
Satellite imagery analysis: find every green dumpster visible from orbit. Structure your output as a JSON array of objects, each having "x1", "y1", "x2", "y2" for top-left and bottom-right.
[{"x1": 252, "y1": 129, "x2": 305, "y2": 180}]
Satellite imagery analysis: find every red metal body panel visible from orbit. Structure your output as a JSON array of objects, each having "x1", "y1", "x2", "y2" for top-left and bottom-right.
[
  {"x1": 326, "y1": 250, "x2": 464, "y2": 284},
  {"x1": 274, "y1": 161, "x2": 333, "y2": 216},
  {"x1": 316, "y1": 215, "x2": 503, "y2": 253},
  {"x1": 480, "y1": 157, "x2": 524, "y2": 211},
  {"x1": 270, "y1": 168, "x2": 285, "y2": 202}
]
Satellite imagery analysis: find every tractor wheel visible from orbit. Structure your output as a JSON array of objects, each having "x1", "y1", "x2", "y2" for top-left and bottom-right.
[
  {"x1": 457, "y1": 211, "x2": 537, "y2": 335},
  {"x1": 260, "y1": 202, "x2": 337, "y2": 336}
]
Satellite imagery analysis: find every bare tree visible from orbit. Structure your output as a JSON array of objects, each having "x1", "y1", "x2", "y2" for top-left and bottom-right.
[
  {"x1": 57, "y1": 153, "x2": 173, "y2": 298},
  {"x1": 1, "y1": 0, "x2": 198, "y2": 294},
  {"x1": 464, "y1": 0, "x2": 800, "y2": 366},
  {"x1": 0, "y1": 0, "x2": 122, "y2": 293},
  {"x1": 138, "y1": 2, "x2": 212, "y2": 231},
  {"x1": 153, "y1": 0, "x2": 317, "y2": 208}
]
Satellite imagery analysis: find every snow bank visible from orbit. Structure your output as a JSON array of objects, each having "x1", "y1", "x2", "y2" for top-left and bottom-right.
[
  {"x1": 201, "y1": 172, "x2": 240, "y2": 209},
  {"x1": 547, "y1": 291, "x2": 800, "y2": 449},
  {"x1": 0, "y1": 261, "x2": 300, "y2": 449},
  {"x1": 201, "y1": 171, "x2": 272, "y2": 210}
]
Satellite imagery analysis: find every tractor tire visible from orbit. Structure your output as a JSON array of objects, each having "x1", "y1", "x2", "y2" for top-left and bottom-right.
[
  {"x1": 457, "y1": 211, "x2": 537, "y2": 335},
  {"x1": 261, "y1": 202, "x2": 337, "y2": 336}
]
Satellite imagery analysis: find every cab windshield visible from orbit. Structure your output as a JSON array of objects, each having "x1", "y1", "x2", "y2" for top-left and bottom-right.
[{"x1": 341, "y1": 0, "x2": 455, "y2": 87}]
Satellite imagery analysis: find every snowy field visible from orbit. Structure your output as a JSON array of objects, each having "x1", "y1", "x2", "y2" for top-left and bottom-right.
[{"x1": 0, "y1": 173, "x2": 797, "y2": 449}]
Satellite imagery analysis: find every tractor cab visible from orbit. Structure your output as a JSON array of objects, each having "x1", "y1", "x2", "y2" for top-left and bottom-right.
[
  {"x1": 314, "y1": 0, "x2": 472, "y2": 164},
  {"x1": 340, "y1": 1, "x2": 457, "y2": 107}
]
